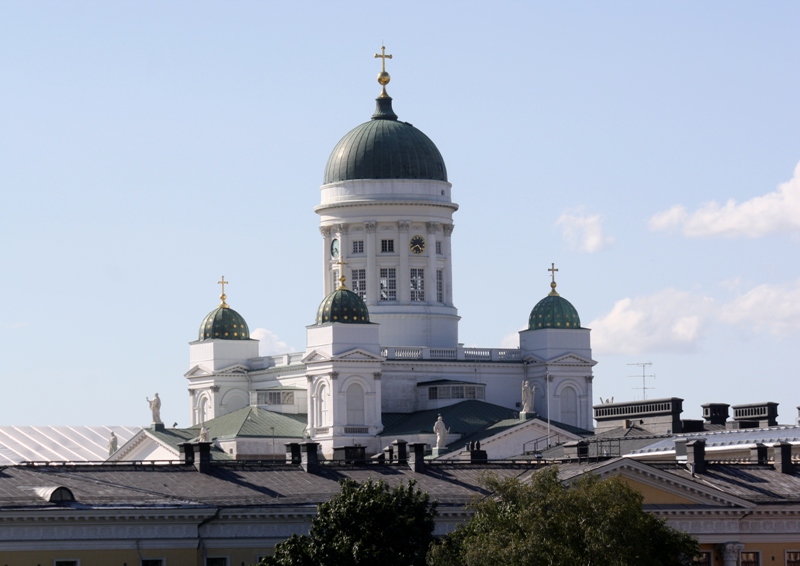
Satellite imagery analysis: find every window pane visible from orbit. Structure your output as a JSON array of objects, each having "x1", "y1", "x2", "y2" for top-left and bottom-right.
[
  {"x1": 451, "y1": 386, "x2": 464, "y2": 398},
  {"x1": 436, "y1": 269, "x2": 443, "y2": 302},
  {"x1": 381, "y1": 239, "x2": 394, "y2": 253},
  {"x1": 206, "y1": 559, "x2": 228, "y2": 566},
  {"x1": 351, "y1": 268, "x2": 366, "y2": 299},
  {"x1": 740, "y1": 552, "x2": 759, "y2": 566},
  {"x1": 410, "y1": 268, "x2": 425, "y2": 302},
  {"x1": 380, "y1": 268, "x2": 396, "y2": 301},
  {"x1": 428, "y1": 387, "x2": 438, "y2": 400},
  {"x1": 352, "y1": 240, "x2": 364, "y2": 254}
]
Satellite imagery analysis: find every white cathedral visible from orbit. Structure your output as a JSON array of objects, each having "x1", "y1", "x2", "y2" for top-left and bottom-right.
[{"x1": 127, "y1": 51, "x2": 597, "y2": 461}]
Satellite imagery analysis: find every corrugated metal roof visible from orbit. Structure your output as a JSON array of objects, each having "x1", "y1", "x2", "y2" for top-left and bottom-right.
[{"x1": 0, "y1": 426, "x2": 140, "y2": 464}]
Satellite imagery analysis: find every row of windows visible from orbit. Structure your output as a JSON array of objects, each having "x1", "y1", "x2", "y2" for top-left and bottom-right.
[
  {"x1": 693, "y1": 551, "x2": 800, "y2": 565},
  {"x1": 337, "y1": 268, "x2": 444, "y2": 303},
  {"x1": 257, "y1": 391, "x2": 295, "y2": 405},
  {"x1": 349, "y1": 239, "x2": 443, "y2": 255},
  {"x1": 428, "y1": 385, "x2": 486, "y2": 400}
]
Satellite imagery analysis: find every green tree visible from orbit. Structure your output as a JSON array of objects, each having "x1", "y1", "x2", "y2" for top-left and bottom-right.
[
  {"x1": 427, "y1": 467, "x2": 699, "y2": 566},
  {"x1": 260, "y1": 478, "x2": 437, "y2": 566}
]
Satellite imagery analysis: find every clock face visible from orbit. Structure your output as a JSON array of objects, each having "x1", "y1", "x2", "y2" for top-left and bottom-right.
[
  {"x1": 410, "y1": 235, "x2": 426, "y2": 254},
  {"x1": 330, "y1": 238, "x2": 340, "y2": 258}
]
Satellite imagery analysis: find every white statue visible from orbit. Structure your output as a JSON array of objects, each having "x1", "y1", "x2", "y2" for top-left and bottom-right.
[
  {"x1": 146, "y1": 393, "x2": 162, "y2": 424},
  {"x1": 107, "y1": 431, "x2": 118, "y2": 457},
  {"x1": 522, "y1": 380, "x2": 534, "y2": 413},
  {"x1": 199, "y1": 423, "x2": 209, "y2": 443},
  {"x1": 433, "y1": 415, "x2": 450, "y2": 449}
]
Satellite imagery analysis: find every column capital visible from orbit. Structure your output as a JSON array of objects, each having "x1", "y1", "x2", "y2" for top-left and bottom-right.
[
  {"x1": 426, "y1": 222, "x2": 440, "y2": 234},
  {"x1": 330, "y1": 371, "x2": 339, "y2": 380},
  {"x1": 373, "y1": 372, "x2": 382, "y2": 381},
  {"x1": 365, "y1": 221, "x2": 377, "y2": 233},
  {"x1": 306, "y1": 374, "x2": 313, "y2": 383},
  {"x1": 335, "y1": 223, "x2": 349, "y2": 235},
  {"x1": 442, "y1": 224, "x2": 455, "y2": 236},
  {"x1": 398, "y1": 221, "x2": 411, "y2": 233},
  {"x1": 319, "y1": 226, "x2": 332, "y2": 238},
  {"x1": 718, "y1": 543, "x2": 744, "y2": 561}
]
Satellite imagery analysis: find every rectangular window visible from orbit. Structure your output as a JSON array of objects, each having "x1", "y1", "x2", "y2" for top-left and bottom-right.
[
  {"x1": 465, "y1": 386, "x2": 477, "y2": 399},
  {"x1": 332, "y1": 269, "x2": 339, "y2": 289},
  {"x1": 380, "y1": 268, "x2": 397, "y2": 301},
  {"x1": 141, "y1": 561, "x2": 164, "y2": 566},
  {"x1": 351, "y1": 269, "x2": 366, "y2": 299},
  {"x1": 55, "y1": 562, "x2": 80, "y2": 566},
  {"x1": 259, "y1": 391, "x2": 294, "y2": 405},
  {"x1": 352, "y1": 240, "x2": 364, "y2": 254},
  {"x1": 787, "y1": 552, "x2": 800, "y2": 566},
  {"x1": 436, "y1": 241, "x2": 442, "y2": 255},
  {"x1": 410, "y1": 268, "x2": 425, "y2": 302},
  {"x1": 437, "y1": 269, "x2": 444, "y2": 303},
  {"x1": 451, "y1": 386, "x2": 464, "y2": 399},
  {"x1": 740, "y1": 552, "x2": 759, "y2": 566},
  {"x1": 428, "y1": 387, "x2": 438, "y2": 400},
  {"x1": 693, "y1": 552, "x2": 711, "y2": 565},
  {"x1": 206, "y1": 559, "x2": 228, "y2": 566},
  {"x1": 381, "y1": 239, "x2": 394, "y2": 253}
]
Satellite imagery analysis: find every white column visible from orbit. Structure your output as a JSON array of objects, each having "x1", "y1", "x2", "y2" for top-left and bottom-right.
[
  {"x1": 398, "y1": 221, "x2": 411, "y2": 303},
  {"x1": 443, "y1": 224, "x2": 454, "y2": 305},
  {"x1": 718, "y1": 543, "x2": 744, "y2": 566},
  {"x1": 365, "y1": 222, "x2": 378, "y2": 306},
  {"x1": 320, "y1": 226, "x2": 332, "y2": 296},
  {"x1": 336, "y1": 223, "x2": 349, "y2": 270},
  {"x1": 427, "y1": 222, "x2": 439, "y2": 305}
]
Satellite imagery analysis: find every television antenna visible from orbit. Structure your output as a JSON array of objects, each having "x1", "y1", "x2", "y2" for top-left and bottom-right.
[{"x1": 628, "y1": 362, "x2": 655, "y2": 400}]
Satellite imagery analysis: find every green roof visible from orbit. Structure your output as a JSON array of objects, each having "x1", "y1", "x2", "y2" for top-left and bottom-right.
[
  {"x1": 323, "y1": 96, "x2": 447, "y2": 184},
  {"x1": 528, "y1": 294, "x2": 581, "y2": 330},
  {"x1": 315, "y1": 287, "x2": 370, "y2": 325},
  {"x1": 381, "y1": 400, "x2": 517, "y2": 441},
  {"x1": 192, "y1": 406, "x2": 308, "y2": 440},
  {"x1": 199, "y1": 305, "x2": 251, "y2": 340}
]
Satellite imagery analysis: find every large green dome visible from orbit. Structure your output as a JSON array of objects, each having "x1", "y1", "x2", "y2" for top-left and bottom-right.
[
  {"x1": 528, "y1": 278, "x2": 582, "y2": 330},
  {"x1": 323, "y1": 97, "x2": 447, "y2": 184},
  {"x1": 199, "y1": 305, "x2": 250, "y2": 340},
  {"x1": 315, "y1": 287, "x2": 370, "y2": 325}
]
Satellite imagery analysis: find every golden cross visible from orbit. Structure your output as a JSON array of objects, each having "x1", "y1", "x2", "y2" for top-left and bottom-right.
[
  {"x1": 218, "y1": 276, "x2": 228, "y2": 296},
  {"x1": 548, "y1": 263, "x2": 558, "y2": 285},
  {"x1": 335, "y1": 258, "x2": 348, "y2": 289},
  {"x1": 375, "y1": 45, "x2": 392, "y2": 72},
  {"x1": 218, "y1": 276, "x2": 229, "y2": 307}
]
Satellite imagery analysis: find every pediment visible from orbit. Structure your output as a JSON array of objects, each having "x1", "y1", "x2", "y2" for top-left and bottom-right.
[
  {"x1": 301, "y1": 350, "x2": 331, "y2": 364},
  {"x1": 216, "y1": 363, "x2": 250, "y2": 374},
  {"x1": 185, "y1": 365, "x2": 211, "y2": 378},
  {"x1": 548, "y1": 353, "x2": 596, "y2": 366},
  {"x1": 586, "y1": 458, "x2": 754, "y2": 508},
  {"x1": 523, "y1": 354, "x2": 545, "y2": 364},
  {"x1": 332, "y1": 348, "x2": 384, "y2": 362}
]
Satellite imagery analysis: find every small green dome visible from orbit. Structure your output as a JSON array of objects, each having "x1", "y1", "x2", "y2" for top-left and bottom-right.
[
  {"x1": 323, "y1": 96, "x2": 447, "y2": 184},
  {"x1": 315, "y1": 287, "x2": 370, "y2": 325},
  {"x1": 199, "y1": 306, "x2": 251, "y2": 340},
  {"x1": 528, "y1": 292, "x2": 581, "y2": 330}
]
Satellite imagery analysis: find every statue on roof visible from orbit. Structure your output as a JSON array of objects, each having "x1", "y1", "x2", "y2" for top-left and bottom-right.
[
  {"x1": 433, "y1": 415, "x2": 450, "y2": 449},
  {"x1": 146, "y1": 393, "x2": 162, "y2": 424},
  {"x1": 199, "y1": 423, "x2": 209, "y2": 443},
  {"x1": 522, "y1": 381, "x2": 534, "y2": 413},
  {"x1": 107, "y1": 431, "x2": 118, "y2": 457}
]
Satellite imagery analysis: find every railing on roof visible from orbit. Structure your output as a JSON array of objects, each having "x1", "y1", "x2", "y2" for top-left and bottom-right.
[{"x1": 380, "y1": 346, "x2": 522, "y2": 362}]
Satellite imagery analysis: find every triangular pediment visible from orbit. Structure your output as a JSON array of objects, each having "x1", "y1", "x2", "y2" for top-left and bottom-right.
[
  {"x1": 584, "y1": 458, "x2": 754, "y2": 508},
  {"x1": 523, "y1": 354, "x2": 545, "y2": 364},
  {"x1": 184, "y1": 365, "x2": 211, "y2": 378},
  {"x1": 332, "y1": 348, "x2": 384, "y2": 362},
  {"x1": 301, "y1": 350, "x2": 331, "y2": 364},
  {"x1": 548, "y1": 353, "x2": 596, "y2": 366},
  {"x1": 216, "y1": 363, "x2": 250, "y2": 374}
]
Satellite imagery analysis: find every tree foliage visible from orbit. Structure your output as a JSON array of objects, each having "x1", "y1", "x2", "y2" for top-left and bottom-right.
[
  {"x1": 261, "y1": 478, "x2": 437, "y2": 566},
  {"x1": 427, "y1": 467, "x2": 699, "y2": 566}
]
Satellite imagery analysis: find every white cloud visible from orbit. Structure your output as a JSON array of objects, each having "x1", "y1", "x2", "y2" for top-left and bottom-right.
[
  {"x1": 500, "y1": 331, "x2": 521, "y2": 349},
  {"x1": 556, "y1": 211, "x2": 614, "y2": 253},
  {"x1": 588, "y1": 290, "x2": 715, "y2": 355},
  {"x1": 719, "y1": 279, "x2": 800, "y2": 335},
  {"x1": 649, "y1": 160, "x2": 800, "y2": 238},
  {"x1": 251, "y1": 328, "x2": 295, "y2": 356}
]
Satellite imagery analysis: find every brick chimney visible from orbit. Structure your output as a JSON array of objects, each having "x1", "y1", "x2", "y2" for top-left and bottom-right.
[
  {"x1": 686, "y1": 439, "x2": 706, "y2": 474},
  {"x1": 285, "y1": 442, "x2": 302, "y2": 465},
  {"x1": 407, "y1": 443, "x2": 426, "y2": 473},
  {"x1": 750, "y1": 443, "x2": 768, "y2": 465},
  {"x1": 299, "y1": 441, "x2": 319, "y2": 473},
  {"x1": 773, "y1": 442, "x2": 794, "y2": 474},
  {"x1": 392, "y1": 439, "x2": 408, "y2": 464},
  {"x1": 701, "y1": 403, "x2": 730, "y2": 426}
]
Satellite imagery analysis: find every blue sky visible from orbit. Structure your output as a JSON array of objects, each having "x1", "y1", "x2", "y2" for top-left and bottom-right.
[{"x1": 2, "y1": 2, "x2": 799, "y2": 426}]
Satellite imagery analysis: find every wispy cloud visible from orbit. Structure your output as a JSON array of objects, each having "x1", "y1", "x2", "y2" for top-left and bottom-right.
[
  {"x1": 649, "y1": 160, "x2": 800, "y2": 238},
  {"x1": 588, "y1": 290, "x2": 716, "y2": 355},
  {"x1": 251, "y1": 328, "x2": 294, "y2": 356},
  {"x1": 719, "y1": 279, "x2": 800, "y2": 335},
  {"x1": 557, "y1": 211, "x2": 614, "y2": 253}
]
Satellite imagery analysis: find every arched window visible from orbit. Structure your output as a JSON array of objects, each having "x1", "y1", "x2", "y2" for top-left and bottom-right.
[
  {"x1": 561, "y1": 386, "x2": 578, "y2": 426},
  {"x1": 197, "y1": 395, "x2": 211, "y2": 424},
  {"x1": 318, "y1": 384, "x2": 328, "y2": 426},
  {"x1": 346, "y1": 383, "x2": 365, "y2": 425}
]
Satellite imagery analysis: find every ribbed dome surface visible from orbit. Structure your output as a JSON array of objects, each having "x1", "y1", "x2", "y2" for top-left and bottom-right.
[
  {"x1": 315, "y1": 288, "x2": 370, "y2": 325},
  {"x1": 323, "y1": 97, "x2": 447, "y2": 184},
  {"x1": 199, "y1": 307, "x2": 251, "y2": 340},
  {"x1": 528, "y1": 295, "x2": 581, "y2": 330}
]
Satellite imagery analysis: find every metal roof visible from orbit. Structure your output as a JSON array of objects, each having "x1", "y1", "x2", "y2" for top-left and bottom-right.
[
  {"x1": 631, "y1": 424, "x2": 800, "y2": 455},
  {"x1": 0, "y1": 426, "x2": 140, "y2": 464}
]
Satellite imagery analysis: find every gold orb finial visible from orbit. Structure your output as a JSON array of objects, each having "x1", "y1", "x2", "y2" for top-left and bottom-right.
[
  {"x1": 335, "y1": 258, "x2": 349, "y2": 290},
  {"x1": 374, "y1": 45, "x2": 392, "y2": 97}
]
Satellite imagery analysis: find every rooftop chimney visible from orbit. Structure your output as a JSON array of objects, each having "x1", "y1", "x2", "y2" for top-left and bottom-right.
[
  {"x1": 750, "y1": 443, "x2": 768, "y2": 465},
  {"x1": 408, "y1": 443, "x2": 426, "y2": 473},
  {"x1": 392, "y1": 439, "x2": 408, "y2": 464},
  {"x1": 299, "y1": 441, "x2": 319, "y2": 473},
  {"x1": 773, "y1": 442, "x2": 794, "y2": 474},
  {"x1": 563, "y1": 440, "x2": 589, "y2": 461},
  {"x1": 285, "y1": 442, "x2": 301, "y2": 465},
  {"x1": 196, "y1": 442, "x2": 212, "y2": 473},
  {"x1": 730, "y1": 402, "x2": 778, "y2": 429},
  {"x1": 701, "y1": 403, "x2": 730, "y2": 426},
  {"x1": 686, "y1": 439, "x2": 706, "y2": 474}
]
